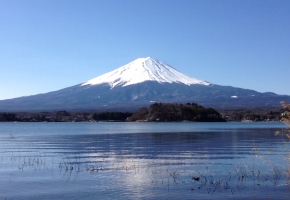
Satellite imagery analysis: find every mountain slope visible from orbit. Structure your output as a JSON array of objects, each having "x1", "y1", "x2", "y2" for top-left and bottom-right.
[{"x1": 0, "y1": 57, "x2": 289, "y2": 112}]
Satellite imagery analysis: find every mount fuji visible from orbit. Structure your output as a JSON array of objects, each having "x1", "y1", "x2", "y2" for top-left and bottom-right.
[{"x1": 0, "y1": 57, "x2": 289, "y2": 112}]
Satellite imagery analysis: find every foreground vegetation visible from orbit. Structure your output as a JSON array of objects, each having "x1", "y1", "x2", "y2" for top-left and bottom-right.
[{"x1": 280, "y1": 101, "x2": 290, "y2": 123}]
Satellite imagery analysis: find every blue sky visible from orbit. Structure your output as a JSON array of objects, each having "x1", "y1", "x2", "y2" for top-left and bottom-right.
[{"x1": 0, "y1": 0, "x2": 289, "y2": 100}]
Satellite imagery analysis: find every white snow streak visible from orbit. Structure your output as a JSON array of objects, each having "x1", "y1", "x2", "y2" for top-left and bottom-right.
[{"x1": 81, "y1": 57, "x2": 210, "y2": 88}]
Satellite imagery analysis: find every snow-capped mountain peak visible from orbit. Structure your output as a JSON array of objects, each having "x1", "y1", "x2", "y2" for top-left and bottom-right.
[{"x1": 81, "y1": 57, "x2": 210, "y2": 88}]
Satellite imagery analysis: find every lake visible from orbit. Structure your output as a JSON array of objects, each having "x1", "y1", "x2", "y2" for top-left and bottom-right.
[{"x1": 0, "y1": 122, "x2": 289, "y2": 199}]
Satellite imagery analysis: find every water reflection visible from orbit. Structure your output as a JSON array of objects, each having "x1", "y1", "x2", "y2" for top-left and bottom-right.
[{"x1": 0, "y1": 123, "x2": 289, "y2": 199}]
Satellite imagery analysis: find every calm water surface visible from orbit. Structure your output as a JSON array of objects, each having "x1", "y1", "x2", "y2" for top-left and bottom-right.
[{"x1": 0, "y1": 122, "x2": 289, "y2": 199}]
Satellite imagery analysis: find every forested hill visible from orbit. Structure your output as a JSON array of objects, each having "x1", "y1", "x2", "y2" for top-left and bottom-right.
[{"x1": 127, "y1": 103, "x2": 226, "y2": 122}]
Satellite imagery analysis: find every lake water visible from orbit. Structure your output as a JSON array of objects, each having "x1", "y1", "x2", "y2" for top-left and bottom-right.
[{"x1": 0, "y1": 122, "x2": 289, "y2": 199}]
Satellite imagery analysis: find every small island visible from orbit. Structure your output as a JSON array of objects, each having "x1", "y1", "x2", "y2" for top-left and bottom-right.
[{"x1": 127, "y1": 102, "x2": 226, "y2": 122}]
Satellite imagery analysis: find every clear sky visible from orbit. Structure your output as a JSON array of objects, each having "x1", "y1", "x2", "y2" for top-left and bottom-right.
[{"x1": 0, "y1": 0, "x2": 289, "y2": 100}]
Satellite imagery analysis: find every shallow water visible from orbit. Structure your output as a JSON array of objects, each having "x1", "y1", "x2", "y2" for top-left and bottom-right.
[{"x1": 0, "y1": 122, "x2": 289, "y2": 199}]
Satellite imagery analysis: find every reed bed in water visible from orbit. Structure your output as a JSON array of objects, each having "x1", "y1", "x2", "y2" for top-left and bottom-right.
[{"x1": 1, "y1": 144, "x2": 290, "y2": 195}]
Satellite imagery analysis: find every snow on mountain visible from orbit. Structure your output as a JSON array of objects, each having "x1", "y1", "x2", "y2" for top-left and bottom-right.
[{"x1": 81, "y1": 57, "x2": 210, "y2": 88}]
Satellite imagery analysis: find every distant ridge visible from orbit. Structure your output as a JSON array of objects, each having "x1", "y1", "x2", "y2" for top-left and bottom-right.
[{"x1": 0, "y1": 57, "x2": 290, "y2": 112}]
